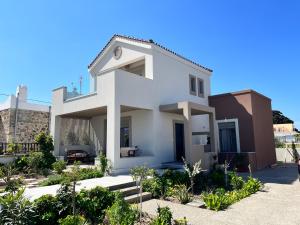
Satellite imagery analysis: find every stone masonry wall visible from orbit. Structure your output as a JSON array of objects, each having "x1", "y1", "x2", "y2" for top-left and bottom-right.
[{"x1": 0, "y1": 108, "x2": 50, "y2": 143}]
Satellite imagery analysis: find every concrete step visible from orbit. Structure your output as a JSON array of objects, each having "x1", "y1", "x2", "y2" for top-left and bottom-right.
[
  {"x1": 117, "y1": 186, "x2": 140, "y2": 197},
  {"x1": 107, "y1": 181, "x2": 137, "y2": 191},
  {"x1": 124, "y1": 192, "x2": 152, "y2": 204}
]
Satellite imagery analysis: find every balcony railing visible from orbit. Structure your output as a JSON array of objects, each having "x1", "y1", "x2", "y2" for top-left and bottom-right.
[{"x1": 0, "y1": 142, "x2": 40, "y2": 155}]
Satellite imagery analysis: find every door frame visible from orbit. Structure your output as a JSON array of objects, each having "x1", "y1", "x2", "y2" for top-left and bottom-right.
[
  {"x1": 216, "y1": 118, "x2": 241, "y2": 153},
  {"x1": 173, "y1": 120, "x2": 185, "y2": 161}
]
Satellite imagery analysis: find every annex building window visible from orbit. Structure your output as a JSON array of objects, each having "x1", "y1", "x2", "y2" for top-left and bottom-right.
[{"x1": 197, "y1": 78, "x2": 204, "y2": 97}]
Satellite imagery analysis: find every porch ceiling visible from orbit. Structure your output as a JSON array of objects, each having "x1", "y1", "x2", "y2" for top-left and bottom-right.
[
  {"x1": 60, "y1": 105, "x2": 147, "y2": 119},
  {"x1": 159, "y1": 101, "x2": 215, "y2": 115}
]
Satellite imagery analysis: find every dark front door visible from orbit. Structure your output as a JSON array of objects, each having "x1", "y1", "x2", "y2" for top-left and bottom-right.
[{"x1": 175, "y1": 123, "x2": 185, "y2": 161}]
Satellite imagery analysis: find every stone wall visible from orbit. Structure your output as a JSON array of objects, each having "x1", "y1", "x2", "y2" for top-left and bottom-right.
[{"x1": 0, "y1": 108, "x2": 50, "y2": 143}]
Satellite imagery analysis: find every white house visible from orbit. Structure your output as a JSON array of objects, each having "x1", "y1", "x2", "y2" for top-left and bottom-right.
[{"x1": 51, "y1": 35, "x2": 218, "y2": 173}]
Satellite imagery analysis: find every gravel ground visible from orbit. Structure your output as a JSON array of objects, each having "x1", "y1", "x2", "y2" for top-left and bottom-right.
[{"x1": 142, "y1": 164, "x2": 300, "y2": 225}]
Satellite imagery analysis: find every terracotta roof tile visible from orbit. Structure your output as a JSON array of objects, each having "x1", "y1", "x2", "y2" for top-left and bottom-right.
[{"x1": 88, "y1": 34, "x2": 213, "y2": 73}]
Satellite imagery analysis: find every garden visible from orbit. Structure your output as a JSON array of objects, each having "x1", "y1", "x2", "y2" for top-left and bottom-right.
[{"x1": 0, "y1": 132, "x2": 263, "y2": 224}]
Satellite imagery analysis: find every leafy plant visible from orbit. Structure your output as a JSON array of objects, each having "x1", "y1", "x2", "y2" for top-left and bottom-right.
[
  {"x1": 7, "y1": 142, "x2": 22, "y2": 154},
  {"x1": 35, "y1": 132, "x2": 56, "y2": 169},
  {"x1": 0, "y1": 188, "x2": 37, "y2": 225},
  {"x1": 28, "y1": 151, "x2": 45, "y2": 174},
  {"x1": 150, "y1": 206, "x2": 173, "y2": 225},
  {"x1": 97, "y1": 152, "x2": 111, "y2": 175},
  {"x1": 243, "y1": 177, "x2": 262, "y2": 194},
  {"x1": 174, "y1": 217, "x2": 188, "y2": 225},
  {"x1": 106, "y1": 192, "x2": 138, "y2": 225},
  {"x1": 58, "y1": 215, "x2": 86, "y2": 225},
  {"x1": 292, "y1": 141, "x2": 299, "y2": 162},
  {"x1": 33, "y1": 194, "x2": 60, "y2": 225},
  {"x1": 0, "y1": 163, "x2": 24, "y2": 193},
  {"x1": 172, "y1": 184, "x2": 192, "y2": 204},
  {"x1": 77, "y1": 186, "x2": 115, "y2": 224},
  {"x1": 78, "y1": 167, "x2": 103, "y2": 180},
  {"x1": 39, "y1": 174, "x2": 66, "y2": 186},
  {"x1": 229, "y1": 171, "x2": 244, "y2": 190},
  {"x1": 53, "y1": 160, "x2": 67, "y2": 174}
]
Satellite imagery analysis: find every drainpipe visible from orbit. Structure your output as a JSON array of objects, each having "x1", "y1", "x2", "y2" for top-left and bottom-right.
[{"x1": 13, "y1": 91, "x2": 19, "y2": 142}]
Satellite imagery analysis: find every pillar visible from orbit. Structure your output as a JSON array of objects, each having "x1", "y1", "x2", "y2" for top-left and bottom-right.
[
  {"x1": 183, "y1": 102, "x2": 192, "y2": 163},
  {"x1": 106, "y1": 103, "x2": 120, "y2": 169}
]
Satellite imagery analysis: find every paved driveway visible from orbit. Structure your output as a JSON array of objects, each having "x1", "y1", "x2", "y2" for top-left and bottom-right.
[{"x1": 142, "y1": 164, "x2": 300, "y2": 225}]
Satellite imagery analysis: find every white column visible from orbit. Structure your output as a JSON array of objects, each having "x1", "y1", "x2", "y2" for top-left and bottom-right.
[
  {"x1": 209, "y1": 112, "x2": 217, "y2": 153},
  {"x1": 52, "y1": 115, "x2": 62, "y2": 157},
  {"x1": 183, "y1": 103, "x2": 192, "y2": 163},
  {"x1": 106, "y1": 103, "x2": 120, "y2": 169}
]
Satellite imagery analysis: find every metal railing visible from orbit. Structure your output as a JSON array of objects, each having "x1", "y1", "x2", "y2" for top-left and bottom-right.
[{"x1": 0, "y1": 142, "x2": 40, "y2": 155}]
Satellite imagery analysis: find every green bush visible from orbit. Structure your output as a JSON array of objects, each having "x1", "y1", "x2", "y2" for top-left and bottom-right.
[
  {"x1": 33, "y1": 194, "x2": 60, "y2": 225},
  {"x1": 58, "y1": 215, "x2": 86, "y2": 225},
  {"x1": 78, "y1": 167, "x2": 103, "y2": 180},
  {"x1": 150, "y1": 206, "x2": 173, "y2": 225},
  {"x1": 142, "y1": 169, "x2": 189, "y2": 199},
  {"x1": 77, "y1": 186, "x2": 115, "y2": 224},
  {"x1": 0, "y1": 188, "x2": 37, "y2": 224},
  {"x1": 53, "y1": 160, "x2": 67, "y2": 174},
  {"x1": 243, "y1": 177, "x2": 262, "y2": 194},
  {"x1": 203, "y1": 177, "x2": 263, "y2": 211},
  {"x1": 35, "y1": 132, "x2": 56, "y2": 169},
  {"x1": 229, "y1": 171, "x2": 244, "y2": 190},
  {"x1": 171, "y1": 184, "x2": 192, "y2": 204},
  {"x1": 28, "y1": 151, "x2": 45, "y2": 174},
  {"x1": 106, "y1": 193, "x2": 138, "y2": 225},
  {"x1": 39, "y1": 174, "x2": 66, "y2": 186}
]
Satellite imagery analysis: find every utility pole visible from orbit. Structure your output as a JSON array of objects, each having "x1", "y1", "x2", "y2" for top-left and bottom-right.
[{"x1": 79, "y1": 75, "x2": 83, "y2": 95}]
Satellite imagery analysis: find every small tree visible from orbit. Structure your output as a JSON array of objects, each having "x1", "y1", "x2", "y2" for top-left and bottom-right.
[
  {"x1": 292, "y1": 141, "x2": 299, "y2": 163},
  {"x1": 65, "y1": 161, "x2": 81, "y2": 216},
  {"x1": 130, "y1": 165, "x2": 152, "y2": 222},
  {"x1": 182, "y1": 158, "x2": 202, "y2": 194}
]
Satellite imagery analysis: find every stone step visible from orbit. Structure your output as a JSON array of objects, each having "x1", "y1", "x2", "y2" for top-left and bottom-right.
[
  {"x1": 124, "y1": 192, "x2": 152, "y2": 204},
  {"x1": 117, "y1": 186, "x2": 140, "y2": 197},
  {"x1": 107, "y1": 181, "x2": 137, "y2": 191}
]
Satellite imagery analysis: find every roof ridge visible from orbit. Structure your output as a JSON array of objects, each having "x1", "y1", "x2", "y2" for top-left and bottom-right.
[{"x1": 88, "y1": 34, "x2": 213, "y2": 72}]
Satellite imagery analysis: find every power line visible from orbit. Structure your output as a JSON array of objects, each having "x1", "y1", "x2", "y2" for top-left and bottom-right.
[{"x1": 0, "y1": 93, "x2": 51, "y2": 104}]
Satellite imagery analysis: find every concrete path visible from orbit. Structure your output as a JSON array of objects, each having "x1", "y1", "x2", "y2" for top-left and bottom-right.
[
  {"x1": 24, "y1": 175, "x2": 133, "y2": 201},
  {"x1": 142, "y1": 164, "x2": 300, "y2": 225}
]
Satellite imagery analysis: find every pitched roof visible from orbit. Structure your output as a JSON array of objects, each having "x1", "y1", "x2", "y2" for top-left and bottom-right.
[{"x1": 88, "y1": 34, "x2": 213, "y2": 72}]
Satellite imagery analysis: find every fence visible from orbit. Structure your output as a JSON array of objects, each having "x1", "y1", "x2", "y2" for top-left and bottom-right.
[{"x1": 0, "y1": 142, "x2": 40, "y2": 155}]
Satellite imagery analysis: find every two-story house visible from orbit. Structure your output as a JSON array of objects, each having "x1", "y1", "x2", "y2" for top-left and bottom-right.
[{"x1": 51, "y1": 35, "x2": 218, "y2": 173}]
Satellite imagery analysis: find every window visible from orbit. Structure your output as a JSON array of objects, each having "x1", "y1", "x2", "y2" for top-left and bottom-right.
[
  {"x1": 120, "y1": 117, "x2": 131, "y2": 147},
  {"x1": 197, "y1": 78, "x2": 204, "y2": 97},
  {"x1": 217, "y1": 119, "x2": 240, "y2": 153},
  {"x1": 189, "y1": 75, "x2": 196, "y2": 95}
]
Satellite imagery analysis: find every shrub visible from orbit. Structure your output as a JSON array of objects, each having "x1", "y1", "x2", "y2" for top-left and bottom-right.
[
  {"x1": 39, "y1": 174, "x2": 66, "y2": 186},
  {"x1": 33, "y1": 194, "x2": 60, "y2": 225},
  {"x1": 202, "y1": 191, "x2": 226, "y2": 211},
  {"x1": 229, "y1": 171, "x2": 244, "y2": 190},
  {"x1": 150, "y1": 206, "x2": 173, "y2": 225},
  {"x1": 171, "y1": 184, "x2": 192, "y2": 204},
  {"x1": 174, "y1": 217, "x2": 188, "y2": 225},
  {"x1": 28, "y1": 151, "x2": 45, "y2": 174},
  {"x1": 243, "y1": 177, "x2": 262, "y2": 194},
  {"x1": 58, "y1": 215, "x2": 86, "y2": 225},
  {"x1": 78, "y1": 167, "x2": 103, "y2": 180},
  {"x1": 7, "y1": 142, "x2": 22, "y2": 154},
  {"x1": 209, "y1": 168, "x2": 225, "y2": 188},
  {"x1": 53, "y1": 160, "x2": 67, "y2": 174},
  {"x1": 77, "y1": 186, "x2": 115, "y2": 224},
  {"x1": 106, "y1": 193, "x2": 138, "y2": 225},
  {"x1": 35, "y1": 132, "x2": 56, "y2": 169},
  {"x1": 0, "y1": 188, "x2": 37, "y2": 224},
  {"x1": 0, "y1": 163, "x2": 24, "y2": 193},
  {"x1": 15, "y1": 156, "x2": 29, "y2": 172},
  {"x1": 98, "y1": 152, "x2": 111, "y2": 175}
]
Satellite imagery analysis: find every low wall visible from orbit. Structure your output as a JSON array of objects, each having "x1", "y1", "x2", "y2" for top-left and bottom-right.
[
  {"x1": 276, "y1": 148, "x2": 300, "y2": 162},
  {"x1": 191, "y1": 145, "x2": 214, "y2": 170}
]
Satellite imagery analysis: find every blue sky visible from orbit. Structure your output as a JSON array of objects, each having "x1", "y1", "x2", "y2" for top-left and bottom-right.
[{"x1": 0, "y1": 1, "x2": 299, "y2": 128}]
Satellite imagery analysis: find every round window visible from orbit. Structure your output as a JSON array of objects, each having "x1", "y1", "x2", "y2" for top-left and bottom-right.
[{"x1": 113, "y1": 46, "x2": 122, "y2": 59}]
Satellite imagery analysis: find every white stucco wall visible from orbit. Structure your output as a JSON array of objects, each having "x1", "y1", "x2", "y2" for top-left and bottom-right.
[{"x1": 51, "y1": 37, "x2": 213, "y2": 171}]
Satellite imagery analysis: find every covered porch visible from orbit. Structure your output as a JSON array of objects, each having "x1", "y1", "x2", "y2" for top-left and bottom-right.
[
  {"x1": 53, "y1": 104, "x2": 157, "y2": 170},
  {"x1": 159, "y1": 101, "x2": 218, "y2": 169}
]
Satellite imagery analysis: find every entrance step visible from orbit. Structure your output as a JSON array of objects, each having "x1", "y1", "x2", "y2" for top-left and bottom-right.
[
  {"x1": 118, "y1": 186, "x2": 140, "y2": 197},
  {"x1": 124, "y1": 192, "x2": 152, "y2": 204},
  {"x1": 107, "y1": 181, "x2": 137, "y2": 191}
]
